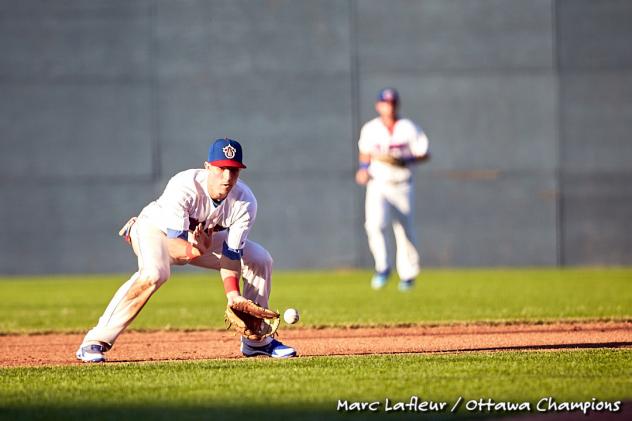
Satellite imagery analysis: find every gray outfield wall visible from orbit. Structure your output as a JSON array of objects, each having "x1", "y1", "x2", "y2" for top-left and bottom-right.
[{"x1": 0, "y1": 0, "x2": 630, "y2": 274}]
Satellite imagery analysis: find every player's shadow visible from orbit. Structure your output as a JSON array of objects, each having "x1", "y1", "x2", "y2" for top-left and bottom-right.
[
  {"x1": 437, "y1": 341, "x2": 632, "y2": 353},
  {"x1": 0, "y1": 406, "x2": 467, "y2": 421}
]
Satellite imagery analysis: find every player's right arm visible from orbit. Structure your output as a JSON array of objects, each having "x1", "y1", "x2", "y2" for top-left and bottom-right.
[
  {"x1": 355, "y1": 124, "x2": 373, "y2": 185},
  {"x1": 155, "y1": 171, "x2": 209, "y2": 264},
  {"x1": 166, "y1": 224, "x2": 211, "y2": 265},
  {"x1": 355, "y1": 152, "x2": 371, "y2": 185}
]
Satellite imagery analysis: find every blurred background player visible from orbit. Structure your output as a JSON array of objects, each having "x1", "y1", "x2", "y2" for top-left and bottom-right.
[
  {"x1": 76, "y1": 138, "x2": 296, "y2": 362},
  {"x1": 355, "y1": 88, "x2": 430, "y2": 291}
]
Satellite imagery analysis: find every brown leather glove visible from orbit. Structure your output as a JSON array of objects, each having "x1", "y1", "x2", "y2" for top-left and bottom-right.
[{"x1": 224, "y1": 300, "x2": 280, "y2": 340}]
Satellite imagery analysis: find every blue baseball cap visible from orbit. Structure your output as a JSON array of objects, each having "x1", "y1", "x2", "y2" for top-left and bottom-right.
[
  {"x1": 377, "y1": 87, "x2": 399, "y2": 104},
  {"x1": 208, "y1": 138, "x2": 247, "y2": 169}
]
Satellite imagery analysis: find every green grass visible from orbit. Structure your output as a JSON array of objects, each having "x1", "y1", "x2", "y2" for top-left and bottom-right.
[
  {"x1": 1, "y1": 268, "x2": 631, "y2": 420},
  {"x1": 1, "y1": 349, "x2": 631, "y2": 420},
  {"x1": 0, "y1": 268, "x2": 631, "y2": 333}
]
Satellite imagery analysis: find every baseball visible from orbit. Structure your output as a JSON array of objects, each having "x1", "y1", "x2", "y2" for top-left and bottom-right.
[{"x1": 283, "y1": 308, "x2": 300, "y2": 324}]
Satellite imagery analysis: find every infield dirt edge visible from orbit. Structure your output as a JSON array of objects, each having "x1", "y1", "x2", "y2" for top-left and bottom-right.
[{"x1": 1, "y1": 321, "x2": 631, "y2": 367}]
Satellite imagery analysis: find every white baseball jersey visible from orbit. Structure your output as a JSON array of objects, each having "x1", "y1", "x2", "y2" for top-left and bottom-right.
[
  {"x1": 81, "y1": 168, "x2": 276, "y2": 350},
  {"x1": 358, "y1": 117, "x2": 429, "y2": 183},
  {"x1": 139, "y1": 169, "x2": 256, "y2": 256}
]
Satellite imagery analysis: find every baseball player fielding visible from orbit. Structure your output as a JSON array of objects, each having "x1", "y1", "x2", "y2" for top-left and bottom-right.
[{"x1": 75, "y1": 138, "x2": 297, "y2": 363}]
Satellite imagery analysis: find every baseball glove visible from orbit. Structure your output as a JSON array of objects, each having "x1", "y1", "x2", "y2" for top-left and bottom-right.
[{"x1": 224, "y1": 300, "x2": 280, "y2": 340}]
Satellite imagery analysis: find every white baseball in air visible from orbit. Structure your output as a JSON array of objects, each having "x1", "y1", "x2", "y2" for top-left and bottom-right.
[{"x1": 283, "y1": 308, "x2": 300, "y2": 325}]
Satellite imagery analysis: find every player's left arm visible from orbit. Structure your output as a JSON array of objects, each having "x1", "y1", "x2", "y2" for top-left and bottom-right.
[
  {"x1": 376, "y1": 152, "x2": 429, "y2": 167},
  {"x1": 409, "y1": 127, "x2": 430, "y2": 163},
  {"x1": 221, "y1": 258, "x2": 245, "y2": 306},
  {"x1": 220, "y1": 230, "x2": 246, "y2": 305},
  {"x1": 221, "y1": 201, "x2": 256, "y2": 306},
  {"x1": 389, "y1": 127, "x2": 430, "y2": 167},
  {"x1": 407, "y1": 151, "x2": 431, "y2": 164}
]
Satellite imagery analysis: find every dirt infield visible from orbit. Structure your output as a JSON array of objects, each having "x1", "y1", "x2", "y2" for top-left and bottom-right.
[{"x1": 1, "y1": 321, "x2": 631, "y2": 367}]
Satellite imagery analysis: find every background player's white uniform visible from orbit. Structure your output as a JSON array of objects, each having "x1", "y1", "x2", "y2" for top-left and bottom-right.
[
  {"x1": 358, "y1": 117, "x2": 429, "y2": 284},
  {"x1": 81, "y1": 169, "x2": 273, "y2": 349}
]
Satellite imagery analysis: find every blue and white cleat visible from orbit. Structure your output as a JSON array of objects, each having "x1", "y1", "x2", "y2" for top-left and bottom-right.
[
  {"x1": 398, "y1": 279, "x2": 415, "y2": 292},
  {"x1": 76, "y1": 344, "x2": 106, "y2": 363},
  {"x1": 371, "y1": 273, "x2": 389, "y2": 290},
  {"x1": 241, "y1": 339, "x2": 297, "y2": 358}
]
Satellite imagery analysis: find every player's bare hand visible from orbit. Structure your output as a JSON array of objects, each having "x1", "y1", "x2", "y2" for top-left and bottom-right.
[
  {"x1": 355, "y1": 168, "x2": 370, "y2": 185},
  {"x1": 192, "y1": 224, "x2": 212, "y2": 254},
  {"x1": 226, "y1": 291, "x2": 248, "y2": 307}
]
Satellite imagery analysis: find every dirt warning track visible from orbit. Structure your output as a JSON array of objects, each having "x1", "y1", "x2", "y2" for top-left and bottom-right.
[{"x1": 1, "y1": 321, "x2": 631, "y2": 367}]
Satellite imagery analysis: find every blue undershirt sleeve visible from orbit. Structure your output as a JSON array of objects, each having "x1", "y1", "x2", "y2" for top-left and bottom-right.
[
  {"x1": 222, "y1": 241, "x2": 243, "y2": 261},
  {"x1": 166, "y1": 229, "x2": 188, "y2": 240}
]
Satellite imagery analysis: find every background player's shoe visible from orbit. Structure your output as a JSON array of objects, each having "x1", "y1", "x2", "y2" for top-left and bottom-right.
[
  {"x1": 75, "y1": 344, "x2": 106, "y2": 363},
  {"x1": 241, "y1": 339, "x2": 297, "y2": 358},
  {"x1": 398, "y1": 279, "x2": 415, "y2": 292},
  {"x1": 371, "y1": 272, "x2": 389, "y2": 290}
]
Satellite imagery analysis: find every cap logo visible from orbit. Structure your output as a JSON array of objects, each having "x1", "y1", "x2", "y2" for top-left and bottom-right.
[{"x1": 223, "y1": 145, "x2": 237, "y2": 159}]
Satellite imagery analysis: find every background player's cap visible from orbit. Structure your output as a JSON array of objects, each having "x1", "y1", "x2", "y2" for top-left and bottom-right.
[
  {"x1": 377, "y1": 87, "x2": 399, "y2": 104},
  {"x1": 208, "y1": 138, "x2": 247, "y2": 169}
]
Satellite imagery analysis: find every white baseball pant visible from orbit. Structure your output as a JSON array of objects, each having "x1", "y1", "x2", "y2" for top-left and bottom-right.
[
  {"x1": 81, "y1": 216, "x2": 273, "y2": 349},
  {"x1": 364, "y1": 179, "x2": 420, "y2": 281}
]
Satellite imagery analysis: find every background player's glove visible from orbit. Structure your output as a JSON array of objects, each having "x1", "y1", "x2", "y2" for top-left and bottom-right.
[
  {"x1": 224, "y1": 300, "x2": 280, "y2": 340},
  {"x1": 375, "y1": 154, "x2": 408, "y2": 167}
]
